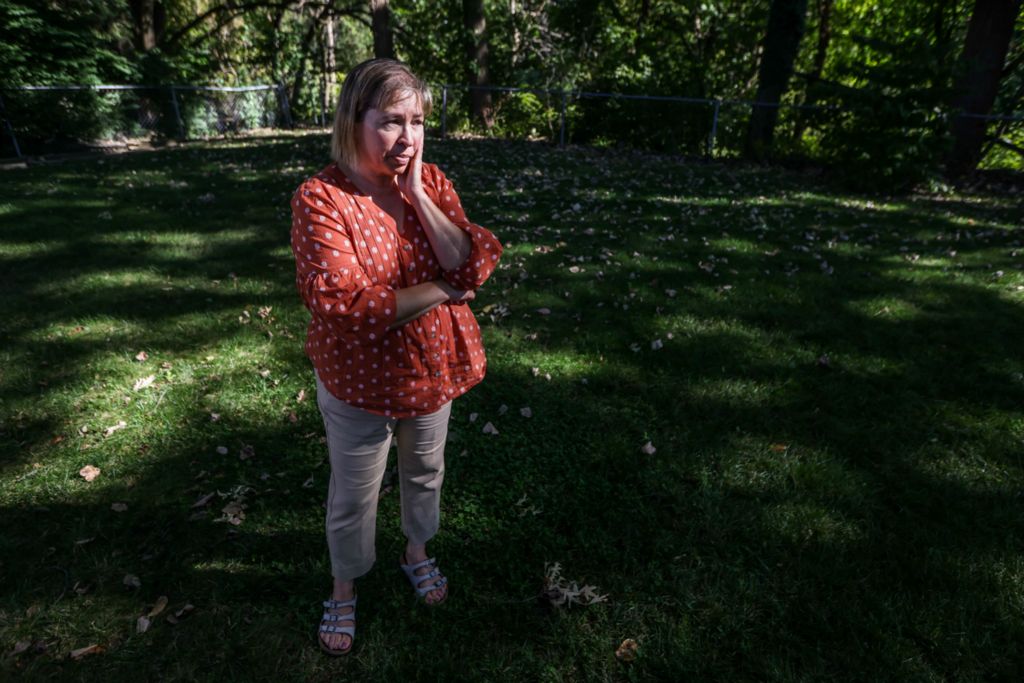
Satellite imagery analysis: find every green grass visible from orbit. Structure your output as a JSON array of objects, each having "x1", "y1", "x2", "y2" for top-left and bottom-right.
[{"x1": 2, "y1": 132, "x2": 1023, "y2": 681}]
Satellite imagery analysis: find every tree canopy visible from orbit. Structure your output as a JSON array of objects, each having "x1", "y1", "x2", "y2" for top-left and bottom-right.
[{"x1": 1, "y1": 0, "x2": 1022, "y2": 183}]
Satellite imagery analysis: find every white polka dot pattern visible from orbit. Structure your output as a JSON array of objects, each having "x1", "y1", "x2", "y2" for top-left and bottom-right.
[{"x1": 289, "y1": 162, "x2": 503, "y2": 418}]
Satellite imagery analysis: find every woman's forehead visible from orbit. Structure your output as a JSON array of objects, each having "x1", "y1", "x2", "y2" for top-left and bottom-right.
[{"x1": 373, "y1": 90, "x2": 422, "y2": 116}]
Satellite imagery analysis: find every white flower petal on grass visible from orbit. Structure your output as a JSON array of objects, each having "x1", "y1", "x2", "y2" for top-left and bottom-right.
[{"x1": 641, "y1": 442, "x2": 657, "y2": 455}]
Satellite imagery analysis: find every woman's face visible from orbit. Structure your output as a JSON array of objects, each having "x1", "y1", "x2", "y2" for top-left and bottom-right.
[{"x1": 356, "y1": 91, "x2": 424, "y2": 179}]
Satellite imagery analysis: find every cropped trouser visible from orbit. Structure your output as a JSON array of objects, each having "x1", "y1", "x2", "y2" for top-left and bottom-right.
[{"x1": 315, "y1": 375, "x2": 451, "y2": 581}]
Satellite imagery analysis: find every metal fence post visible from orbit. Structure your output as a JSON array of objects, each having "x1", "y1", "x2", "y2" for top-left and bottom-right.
[
  {"x1": 559, "y1": 90, "x2": 567, "y2": 147},
  {"x1": 707, "y1": 99, "x2": 721, "y2": 160},
  {"x1": 0, "y1": 92, "x2": 23, "y2": 158},
  {"x1": 169, "y1": 85, "x2": 186, "y2": 139},
  {"x1": 441, "y1": 85, "x2": 448, "y2": 139}
]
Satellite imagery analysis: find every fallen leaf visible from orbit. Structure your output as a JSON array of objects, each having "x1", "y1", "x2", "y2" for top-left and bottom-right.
[
  {"x1": 134, "y1": 351, "x2": 148, "y2": 362},
  {"x1": 191, "y1": 492, "x2": 215, "y2": 509},
  {"x1": 136, "y1": 616, "x2": 151, "y2": 634},
  {"x1": 537, "y1": 307, "x2": 551, "y2": 315},
  {"x1": 133, "y1": 375, "x2": 156, "y2": 391},
  {"x1": 482, "y1": 422, "x2": 499, "y2": 435},
  {"x1": 520, "y1": 406, "x2": 532, "y2": 418},
  {"x1": 123, "y1": 574, "x2": 141, "y2": 589},
  {"x1": 615, "y1": 638, "x2": 639, "y2": 662},
  {"x1": 296, "y1": 389, "x2": 306, "y2": 402},
  {"x1": 102, "y1": 421, "x2": 127, "y2": 437},
  {"x1": 468, "y1": 412, "x2": 479, "y2": 423},
  {"x1": 209, "y1": 413, "x2": 220, "y2": 422},
  {"x1": 69, "y1": 644, "x2": 104, "y2": 660},
  {"x1": 650, "y1": 339, "x2": 663, "y2": 351},
  {"x1": 110, "y1": 502, "x2": 128, "y2": 512},
  {"x1": 12, "y1": 640, "x2": 31, "y2": 655},
  {"x1": 769, "y1": 443, "x2": 788, "y2": 453},
  {"x1": 148, "y1": 596, "x2": 169, "y2": 617},
  {"x1": 79, "y1": 465, "x2": 101, "y2": 482},
  {"x1": 239, "y1": 445, "x2": 255, "y2": 461},
  {"x1": 640, "y1": 442, "x2": 657, "y2": 455},
  {"x1": 215, "y1": 446, "x2": 229, "y2": 455},
  {"x1": 498, "y1": 404, "x2": 509, "y2": 415}
]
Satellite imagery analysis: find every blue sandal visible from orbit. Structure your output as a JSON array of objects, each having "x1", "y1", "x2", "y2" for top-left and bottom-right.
[
  {"x1": 317, "y1": 596, "x2": 356, "y2": 656},
  {"x1": 400, "y1": 555, "x2": 448, "y2": 605}
]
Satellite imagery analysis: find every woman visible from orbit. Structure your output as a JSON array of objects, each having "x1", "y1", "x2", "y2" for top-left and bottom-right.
[{"x1": 290, "y1": 58, "x2": 503, "y2": 656}]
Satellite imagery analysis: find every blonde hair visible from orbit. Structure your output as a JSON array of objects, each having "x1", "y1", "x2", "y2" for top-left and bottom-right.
[{"x1": 330, "y1": 59, "x2": 433, "y2": 168}]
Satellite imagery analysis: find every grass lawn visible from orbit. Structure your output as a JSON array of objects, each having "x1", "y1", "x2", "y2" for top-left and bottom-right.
[{"x1": 1, "y1": 132, "x2": 1023, "y2": 681}]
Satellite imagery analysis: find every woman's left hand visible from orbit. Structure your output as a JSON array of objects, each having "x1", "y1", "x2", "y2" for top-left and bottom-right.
[{"x1": 397, "y1": 136, "x2": 425, "y2": 200}]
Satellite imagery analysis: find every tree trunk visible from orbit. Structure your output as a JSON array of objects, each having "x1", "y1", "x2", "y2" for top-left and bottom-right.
[
  {"x1": 463, "y1": 0, "x2": 494, "y2": 128},
  {"x1": 793, "y1": 0, "x2": 831, "y2": 140},
  {"x1": 946, "y1": 0, "x2": 1023, "y2": 178},
  {"x1": 371, "y1": 0, "x2": 394, "y2": 59},
  {"x1": 745, "y1": 0, "x2": 809, "y2": 159},
  {"x1": 128, "y1": 0, "x2": 165, "y2": 52},
  {"x1": 324, "y1": 17, "x2": 337, "y2": 118}
]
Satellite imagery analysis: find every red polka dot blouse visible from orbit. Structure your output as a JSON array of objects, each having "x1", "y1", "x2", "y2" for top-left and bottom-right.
[{"x1": 290, "y1": 162, "x2": 503, "y2": 417}]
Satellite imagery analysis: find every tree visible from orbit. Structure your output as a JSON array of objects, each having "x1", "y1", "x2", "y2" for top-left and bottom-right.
[
  {"x1": 946, "y1": 0, "x2": 1023, "y2": 178},
  {"x1": 745, "y1": 0, "x2": 809, "y2": 159},
  {"x1": 371, "y1": 0, "x2": 394, "y2": 59},
  {"x1": 463, "y1": 0, "x2": 493, "y2": 128}
]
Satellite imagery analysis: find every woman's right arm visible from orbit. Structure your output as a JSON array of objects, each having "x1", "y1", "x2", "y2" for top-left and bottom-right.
[{"x1": 390, "y1": 281, "x2": 474, "y2": 330}]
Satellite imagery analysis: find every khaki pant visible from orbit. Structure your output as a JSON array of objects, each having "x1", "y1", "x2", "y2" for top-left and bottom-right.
[{"x1": 315, "y1": 376, "x2": 451, "y2": 581}]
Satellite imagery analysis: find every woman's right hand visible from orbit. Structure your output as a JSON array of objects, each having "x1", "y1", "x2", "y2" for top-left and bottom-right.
[{"x1": 439, "y1": 280, "x2": 475, "y2": 305}]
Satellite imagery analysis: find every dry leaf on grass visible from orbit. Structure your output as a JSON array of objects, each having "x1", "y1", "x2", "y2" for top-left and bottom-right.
[
  {"x1": 520, "y1": 406, "x2": 532, "y2": 418},
  {"x1": 69, "y1": 643, "x2": 104, "y2": 660},
  {"x1": 79, "y1": 465, "x2": 101, "y2": 482},
  {"x1": 640, "y1": 442, "x2": 657, "y2": 455},
  {"x1": 770, "y1": 443, "x2": 789, "y2": 453},
  {"x1": 134, "y1": 351, "x2": 148, "y2": 362},
  {"x1": 110, "y1": 502, "x2": 128, "y2": 512},
  {"x1": 482, "y1": 422, "x2": 499, "y2": 435},
  {"x1": 615, "y1": 638, "x2": 639, "y2": 662},
  {"x1": 136, "y1": 616, "x2": 151, "y2": 634},
  {"x1": 149, "y1": 595, "x2": 168, "y2": 617},
  {"x1": 132, "y1": 375, "x2": 155, "y2": 391},
  {"x1": 12, "y1": 640, "x2": 31, "y2": 655},
  {"x1": 166, "y1": 604, "x2": 195, "y2": 625},
  {"x1": 123, "y1": 574, "x2": 141, "y2": 589},
  {"x1": 542, "y1": 562, "x2": 608, "y2": 608},
  {"x1": 102, "y1": 421, "x2": 127, "y2": 437}
]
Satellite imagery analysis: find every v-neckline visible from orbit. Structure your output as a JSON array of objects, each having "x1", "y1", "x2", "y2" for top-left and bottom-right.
[{"x1": 330, "y1": 164, "x2": 407, "y2": 233}]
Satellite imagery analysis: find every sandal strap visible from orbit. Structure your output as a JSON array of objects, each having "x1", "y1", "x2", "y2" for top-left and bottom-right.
[
  {"x1": 412, "y1": 575, "x2": 447, "y2": 596},
  {"x1": 319, "y1": 624, "x2": 355, "y2": 637},
  {"x1": 323, "y1": 597, "x2": 357, "y2": 609},
  {"x1": 320, "y1": 612, "x2": 355, "y2": 622},
  {"x1": 400, "y1": 556, "x2": 437, "y2": 573}
]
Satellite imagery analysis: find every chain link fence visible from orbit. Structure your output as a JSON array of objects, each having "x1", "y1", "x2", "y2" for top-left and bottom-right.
[
  {"x1": 0, "y1": 85, "x2": 291, "y2": 158},
  {"x1": 436, "y1": 84, "x2": 1024, "y2": 169}
]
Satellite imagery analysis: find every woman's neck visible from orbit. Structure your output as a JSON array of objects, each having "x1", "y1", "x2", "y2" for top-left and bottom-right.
[{"x1": 340, "y1": 162, "x2": 397, "y2": 197}]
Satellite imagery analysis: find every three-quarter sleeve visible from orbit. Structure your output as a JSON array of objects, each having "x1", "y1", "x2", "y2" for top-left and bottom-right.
[
  {"x1": 428, "y1": 166, "x2": 503, "y2": 290},
  {"x1": 291, "y1": 182, "x2": 396, "y2": 345}
]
